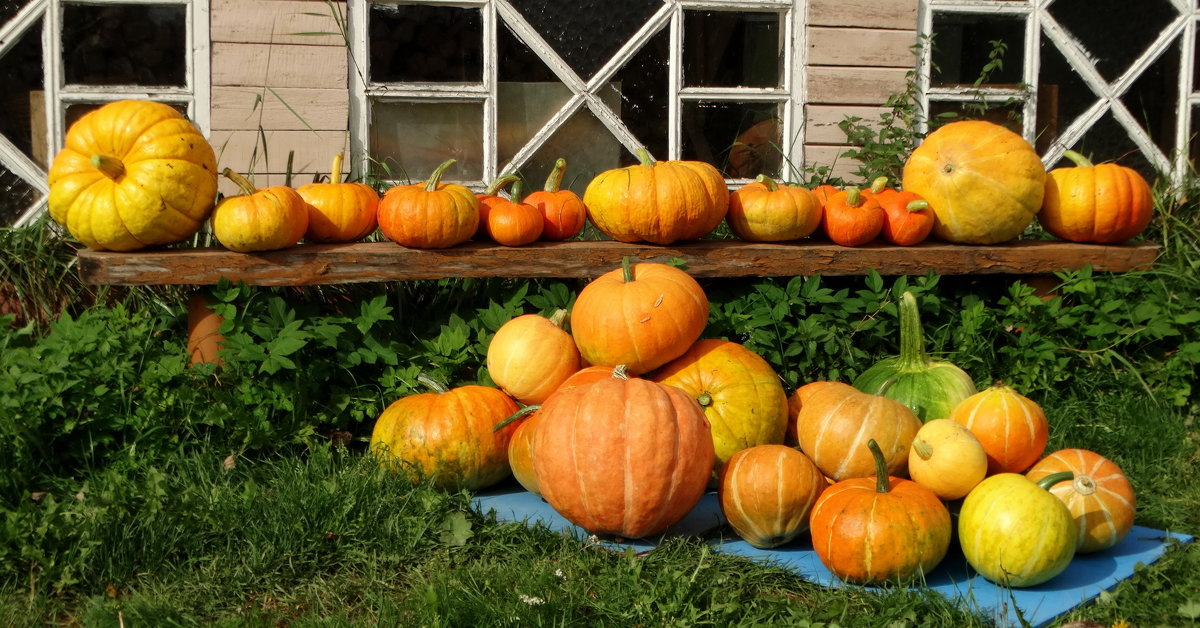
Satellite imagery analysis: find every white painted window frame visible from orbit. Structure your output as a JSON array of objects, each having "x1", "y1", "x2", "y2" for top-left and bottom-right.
[
  {"x1": 348, "y1": 0, "x2": 807, "y2": 188},
  {"x1": 917, "y1": 0, "x2": 1198, "y2": 182},
  {"x1": 1, "y1": 0, "x2": 210, "y2": 227}
]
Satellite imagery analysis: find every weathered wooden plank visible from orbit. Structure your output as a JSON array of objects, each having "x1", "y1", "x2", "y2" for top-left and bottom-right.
[
  {"x1": 807, "y1": 66, "x2": 911, "y2": 105},
  {"x1": 807, "y1": 27, "x2": 918, "y2": 68},
  {"x1": 212, "y1": 42, "x2": 348, "y2": 89},
  {"x1": 807, "y1": 0, "x2": 918, "y2": 30},
  {"x1": 805, "y1": 105, "x2": 890, "y2": 145},
  {"x1": 211, "y1": 87, "x2": 349, "y2": 131},
  {"x1": 210, "y1": 129, "x2": 350, "y2": 189},
  {"x1": 803, "y1": 144, "x2": 864, "y2": 183},
  {"x1": 76, "y1": 241, "x2": 1162, "y2": 286},
  {"x1": 211, "y1": 0, "x2": 346, "y2": 46}
]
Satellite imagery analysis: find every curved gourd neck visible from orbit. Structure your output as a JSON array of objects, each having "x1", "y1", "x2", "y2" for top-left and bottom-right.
[{"x1": 896, "y1": 290, "x2": 931, "y2": 370}]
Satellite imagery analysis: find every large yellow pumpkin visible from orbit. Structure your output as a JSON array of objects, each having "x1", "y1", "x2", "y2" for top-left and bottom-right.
[
  {"x1": 902, "y1": 120, "x2": 1046, "y2": 244},
  {"x1": 47, "y1": 99, "x2": 218, "y2": 251},
  {"x1": 583, "y1": 148, "x2": 728, "y2": 244}
]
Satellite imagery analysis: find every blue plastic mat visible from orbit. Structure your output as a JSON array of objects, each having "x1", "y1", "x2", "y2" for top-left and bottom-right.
[{"x1": 472, "y1": 484, "x2": 1194, "y2": 627}]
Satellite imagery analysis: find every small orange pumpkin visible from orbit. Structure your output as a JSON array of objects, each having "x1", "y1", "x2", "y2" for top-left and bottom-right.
[
  {"x1": 487, "y1": 308, "x2": 581, "y2": 405},
  {"x1": 822, "y1": 187, "x2": 884, "y2": 247},
  {"x1": 1039, "y1": 150, "x2": 1154, "y2": 243},
  {"x1": 474, "y1": 174, "x2": 520, "y2": 239},
  {"x1": 296, "y1": 152, "x2": 379, "y2": 243},
  {"x1": 797, "y1": 384, "x2": 921, "y2": 481},
  {"x1": 864, "y1": 177, "x2": 935, "y2": 246},
  {"x1": 378, "y1": 159, "x2": 478, "y2": 249},
  {"x1": 525, "y1": 158, "x2": 587, "y2": 240},
  {"x1": 950, "y1": 383, "x2": 1048, "y2": 475},
  {"x1": 1026, "y1": 448, "x2": 1136, "y2": 553},
  {"x1": 483, "y1": 179, "x2": 544, "y2": 246},
  {"x1": 210, "y1": 169, "x2": 309, "y2": 252},
  {"x1": 719, "y1": 444, "x2": 826, "y2": 548},
  {"x1": 726, "y1": 174, "x2": 823, "y2": 242}
]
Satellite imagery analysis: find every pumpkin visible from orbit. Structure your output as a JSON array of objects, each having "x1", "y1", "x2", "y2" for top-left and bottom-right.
[
  {"x1": 47, "y1": 99, "x2": 218, "y2": 251},
  {"x1": 1026, "y1": 448, "x2": 1136, "y2": 553},
  {"x1": 811, "y1": 183, "x2": 838, "y2": 208},
  {"x1": 907, "y1": 419, "x2": 988, "y2": 500},
  {"x1": 474, "y1": 174, "x2": 521, "y2": 239},
  {"x1": 786, "y1": 381, "x2": 856, "y2": 445},
  {"x1": 378, "y1": 159, "x2": 478, "y2": 248},
  {"x1": 1039, "y1": 150, "x2": 1154, "y2": 243},
  {"x1": 186, "y1": 294, "x2": 224, "y2": 366},
  {"x1": 726, "y1": 174, "x2": 823, "y2": 242},
  {"x1": 719, "y1": 444, "x2": 826, "y2": 549},
  {"x1": 853, "y1": 290, "x2": 977, "y2": 421},
  {"x1": 950, "y1": 384, "x2": 1048, "y2": 475},
  {"x1": 296, "y1": 152, "x2": 379, "y2": 243},
  {"x1": 532, "y1": 367, "x2": 715, "y2": 538},
  {"x1": 486, "y1": 308, "x2": 581, "y2": 405},
  {"x1": 583, "y1": 148, "x2": 729, "y2": 244},
  {"x1": 210, "y1": 169, "x2": 309, "y2": 252},
  {"x1": 822, "y1": 187, "x2": 884, "y2": 246},
  {"x1": 652, "y1": 339, "x2": 789, "y2": 472},
  {"x1": 570, "y1": 257, "x2": 709, "y2": 375},
  {"x1": 796, "y1": 384, "x2": 922, "y2": 481},
  {"x1": 958, "y1": 471, "x2": 1077, "y2": 587},
  {"x1": 902, "y1": 120, "x2": 1046, "y2": 244},
  {"x1": 483, "y1": 180, "x2": 544, "y2": 246},
  {"x1": 525, "y1": 157, "x2": 587, "y2": 240},
  {"x1": 369, "y1": 375, "x2": 520, "y2": 491},
  {"x1": 809, "y1": 439, "x2": 951, "y2": 584},
  {"x1": 866, "y1": 177, "x2": 935, "y2": 246}
]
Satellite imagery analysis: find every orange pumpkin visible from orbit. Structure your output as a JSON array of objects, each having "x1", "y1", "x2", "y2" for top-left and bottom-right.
[
  {"x1": 474, "y1": 174, "x2": 521, "y2": 239},
  {"x1": 726, "y1": 175, "x2": 823, "y2": 242},
  {"x1": 583, "y1": 148, "x2": 729, "y2": 244},
  {"x1": 809, "y1": 440, "x2": 951, "y2": 584},
  {"x1": 369, "y1": 375, "x2": 519, "y2": 491},
  {"x1": 1026, "y1": 448, "x2": 1136, "y2": 553},
  {"x1": 210, "y1": 169, "x2": 309, "y2": 252},
  {"x1": 796, "y1": 384, "x2": 921, "y2": 481},
  {"x1": 296, "y1": 152, "x2": 379, "y2": 243},
  {"x1": 786, "y1": 381, "x2": 855, "y2": 445},
  {"x1": 868, "y1": 176, "x2": 934, "y2": 246},
  {"x1": 525, "y1": 158, "x2": 587, "y2": 240},
  {"x1": 570, "y1": 257, "x2": 709, "y2": 375},
  {"x1": 1039, "y1": 150, "x2": 1154, "y2": 243},
  {"x1": 719, "y1": 444, "x2": 826, "y2": 548},
  {"x1": 487, "y1": 309, "x2": 581, "y2": 405},
  {"x1": 483, "y1": 179, "x2": 544, "y2": 246},
  {"x1": 822, "y1": 187, "x2": 884, "y2": 246},
  {"x1": 378, "y1": 159, "x2": 478, "y2": 249},
  {"x1": 532, "y1": 367, "x2": 715, "y2": 538},
  {"x1": 653, "y1": 339, "x2": 789, "y2": 472},
  {"x1": 951, "y1": 384, "x2": 1048, "y2": 475}
]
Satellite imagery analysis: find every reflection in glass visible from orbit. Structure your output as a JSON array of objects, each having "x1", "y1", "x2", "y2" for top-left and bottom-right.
[
  {"x1": 0, "y1": 17, "x2": 45, "y2": 166},
  {"x1": 683, "y1": 10, "x2": 781, "y2": 88},
  {"x1": 1048, "y1": 0, "x2": 1178, "y2": 82},
  {"x1": 369, "y1": 4, "x2": 482, "y2": 83},
  {"x1": 513, "y1": 109, "x2": 623, "y2": 199},
  {"x1": 928, "y1": 100, "x2": 1024, "y2": 135},
  {"x1": 1120, "y1": 40, "x2": 1180, "y2": 156},
  {"x1": 931, "y1": 13, "x2": 1024, "y2": 87},
  {"x1": 497, "y1": 22, "x2": 570, "y2": 167},
  {"x1": 0, "y1": 163, "x2": 42, "y2": 226},
  {"x1": 1036, "y1": 34, "x2": 1095, "y2": 151},
  {"x1": 681, "y1": 101, "x2": 782, "y2": 179},
  {"x1": 507, "y1": 0, "x2": 661, "y2": 80},
  {"x1": 601, "y1": 26, "x2": 670, "y2": 166},
  {"x1": 370, "y1": 100, "x2": 484, "y2": 182},
  {"x1": 62, "y1": 4, "x2": 186, "y2": 87}
]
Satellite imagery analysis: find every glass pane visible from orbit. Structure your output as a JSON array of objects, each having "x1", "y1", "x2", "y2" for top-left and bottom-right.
[
  {"x1": 0, "y1": 163, "x2": 43, "y2": 226},
  {"x1": 681, "y1": 101, "x2": 782, "y2": 179},
  {"x1": 931, "y1": 13, "x2": 1025, "y2": 87},
  {"x1": 65, "y1": 102, "x2": 188, "y2": 132},
  {"x1": 1064, "y1": 111, "x2": 1157, "y2": 180},
  {"x1": 497, "y1": 22, "x2": 569, "y2": 166},
  {"x1": 507, "y1": 0, "x2": 661, "y2": 80},
  {"x1": 683, "y1": 10, "x2": 781, "y2": 88},
  {"x1": 928, "y1": 100, "x2": 1024, "y2": 135},
  {"x1": 62, "y1": 4, "x2": 186, "y2": 87},
  {"x1": 1048, "y1": 0, "x2": 1178, "y2": 82},
  {"x1": 601, "y1": 26, "x2": 670, "y2": 166},
  {"x1": 1036, "y1": 33, "x2": 1097, "y2": 152},
  {"x1": 0, "y1": 17, "x2": 46, "y2": 167},
  {"x1": 512, "y1": 109, "x2": 624, "y2": 199},
  {"x1": 1, "y1": 0, "x2": 30, "y2": 29},
  {"x1": 369, "y1": 4, "x2": 482, "y2": 83},
  {"x1": 369, "y1": 100, "x2": 483, "y2": 182},
  {"x1": 1120, "y1": 40, "x2": 1180, "y2": 156}
]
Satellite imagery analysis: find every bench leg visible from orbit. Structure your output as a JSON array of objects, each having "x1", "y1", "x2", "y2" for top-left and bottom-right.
[{"x1": 187, "y1": 292, "x2": 224, "y2": 366}]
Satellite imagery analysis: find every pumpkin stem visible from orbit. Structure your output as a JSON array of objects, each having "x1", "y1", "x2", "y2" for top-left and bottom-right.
[
  {"x1": 867, "y1": 439, "x2": 891, "y2": 493},
  {"x1": 912, "y1": 437, "x2": 934, "y2": 461},
  {"x1": 635, "y1": 147, "x2": 656, "y2": 167},
  {"x1": 544, "y1": 158, "x2": 567, "y2": 192},
  {"x1": 755, "y1": 174, "x2": 779, "y2": 192},
  {"x1": 511, "y1": 179, "x2": 525, "y2": 201},
  {"x1": 415, "y1": 373, "x2": 450, "y2": 394},
  {"x1": 1061, "y1": 150, "x2": 1094, "y2": 169},
  {"x1": 612, "y1": 364, "x2": 630, "y2": 380},
  {"x1": 329, "y1": 152, "x2": 344, "y2": 185},
  {"x1": 548, "y1": 308, "x2": 569, "y2": 329},
  {"x1": 869, "y1": 176, "x2": 890, "y2": 195},
  {"x1": 696, "y1": 392, "x2": 713, "y2": 408},
  {"x1": 485, "y1": 173, "x2": 520, "y2": 196},
  {"x1": 493, "y1": 404, "x2": 538, "y2": 432},
  {"x1": 1036, "y1": 470, "x2": 1074, "y2": 491},
  {"x1": 844, "y1": 187, "x2": 863, "y2": 208},
  {"x1": 425, "y1": 159, "x2": 457, "y2": 192},
  {"x1": 905, "y1": 200, "x2": 930, "y2": 213},
  {"x1": 222, "y1": 168, "x2": 257, "y2": 196},
  {"x1": 896, "y1": 290, "x2": 931, "y2": 370},
  {"x1": 90, "y1": 154, "x2": 125, "y2": 180},
  {"x1": 621, "y1": 256, "x2": 635, "y2": 283}
]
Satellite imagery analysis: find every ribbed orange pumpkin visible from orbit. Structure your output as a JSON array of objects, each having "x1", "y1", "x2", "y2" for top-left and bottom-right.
[
  {"x1": 1026, "y1": 448, "x2": 1137, "y2": 553},
  {"x1": 296, "y1": 152, "x2": 379, "y2": 243},
  {"x1": 570, "y1": 258, "x2": 709, "y2": 375},
  {"x1": 653, "y1": 339, "x2": 788, "y2": 472},
  {"x1": 822, "y1": 187, "x2": 884, "y2": 246},
  {"x1": 950, "y1": 384, "x2": 1048, "y2": 475},
  {"x1": 726, "y1": 175, "x2": 823, "y2": 242},
  {"x1": 1039, "y1": 150, "x2": 1154, "y2": 243},
  {"x1": 797, "y1": 384, "x2": 921, "y2": 481},
  {"x1": 210, "y1": 169, "x2": 309, "y2": 252},
  {"x1": 378, "y1": 159, "x2": 478, "y2": 248},
  {"x1": 786, "y1": 381, "x2": 856, "y2": 445},
  {"x1": 583, "y1": 148, "x2": 729, "y2": 244},
  {"x1": 483, "y1": 180, "x2": 544, "y2": 246},
  {"x1": 719, "y1": 444, "x2": 826, "y2": 548},
  {"x1": 487, "y1": 309, "x2": 581, "y2": 405},
  {"x1": 369, "y1": 376, "x2": 519, "y2": 491},
  {"x1": 809, "y1": 440, "x2": 951, "y2": 584},
  {"x1": 532, "y1": 368, "x2": 715, "y2": 538},
  {"x1": 525, "y1": 158, "x2": 587, "y2": 240}
]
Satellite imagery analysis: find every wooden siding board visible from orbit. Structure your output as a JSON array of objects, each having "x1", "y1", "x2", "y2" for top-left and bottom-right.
[
  {"x1": 211, "y1": 0, "x2": 346, "y2": 46},
  {"x1": 210, "y1": 129, "x2": 350, "y2": 188},
  {"x1": 803, "y1": 144, "x2": 863, "y2": 182},
  {"x1": 211, "y1": 87, "x2": 348, "y2": 131},
  {"x1": 807, "y1": 27, "x2": 917, "y2": 68},
  {"x1": 212, "y1": 42, "x2": 348, "y2": 89},
  {"x1": 807, "y1": 66, "x2": 911, "y2": 105},
  {"x1": 807, "y1": 0, "x2": 918, "y2": 30},
  {"x1": 806, "y1": 105, "x2": 890, "y2": 144}
]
